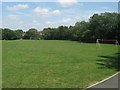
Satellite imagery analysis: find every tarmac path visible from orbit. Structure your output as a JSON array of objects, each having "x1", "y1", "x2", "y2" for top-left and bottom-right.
[{"x1": 85, "y1": 72, "x2": 119, "y2": 90}]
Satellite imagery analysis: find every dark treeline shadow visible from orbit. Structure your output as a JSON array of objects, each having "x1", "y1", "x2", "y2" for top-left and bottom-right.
[{"x1": 96, "y1": 53, "x2": 120, "y2": 71}]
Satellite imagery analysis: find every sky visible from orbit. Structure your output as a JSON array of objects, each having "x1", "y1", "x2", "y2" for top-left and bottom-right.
[{"x1": 1, "y1": 1, "x2": 118, "y2": 31}]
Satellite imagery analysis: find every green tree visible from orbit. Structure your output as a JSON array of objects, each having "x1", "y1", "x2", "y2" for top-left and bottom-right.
[
  {"x1": 0, "y1": 28, "x2": 3, "y2": 40},
  {"x1": 89, "y1": 12, "x2": 118, "y2": 41},
  {"x1": 75, "y1": 21, "x2": 90, "y2": 41},
  {"x1": 14, "y1": 29, "x2": 23, "y2": 39},
  {"x1": 57, "y1": 26, "x2": 69, "y2": 40},
  {"x1": 23, "y1": 28, "x2": 39, "y2": 40},
  {"x1": 2, "y1": 28, "x2": 17, "y2": 40}
]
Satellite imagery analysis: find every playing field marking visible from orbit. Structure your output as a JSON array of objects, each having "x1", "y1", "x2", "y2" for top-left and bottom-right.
[{"x1": 84, "y1": 72, "x2": 119, "y2": 90}]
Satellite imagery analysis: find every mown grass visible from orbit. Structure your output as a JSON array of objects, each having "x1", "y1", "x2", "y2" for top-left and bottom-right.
[{"x1": 2, "y1": 40, "x2": 118, "y2": 88}]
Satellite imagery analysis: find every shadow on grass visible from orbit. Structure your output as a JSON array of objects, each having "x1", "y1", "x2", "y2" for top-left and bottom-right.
[{"x1": 96, "y1": 53, "x2": 120, "y2": 71}]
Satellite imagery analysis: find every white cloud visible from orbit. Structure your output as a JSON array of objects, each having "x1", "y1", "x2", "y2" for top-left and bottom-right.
[
  {"x1": 74, "y1": 16, "x2": 80, "y2": 20},
  {"x1": 15, "y1": 12, "x2": 30, "y2": 16},
  {"x1": 34, "y1": 7, "x2": 61, "y2": 17},
  {"x1": 100, "y1": 6, "x2": 110, "y2": 10},
  {"x1": 33, "y1": 20, "x2": 37, "y2": 23},
  {"x1": 57, "y1": 0, "x2": 78, "y2": 7},
  {"x1": 3, "y1": 14, "x2": 24, "y2": 30},
  {"x1": 43, "y1": 18, "x2": 74, "y2": 28},
  {"x1": 52, "y1": 10, "x2": 60, "y2": 15},
  {"x1": 45, "y1": 21, "x2": 54, "y2": 25},
  {"x1": 77, "y1": 3, "x2": 84, "y2": 7},
  {"x1": 7, "y1": 14, "x2": 20, "y2": 21},
  {"x1": 61, "y1": 18, "x2": 72, "y2": 23},
  {"x1": 7, "y1": 4, "x2": 29, "y2": 11},
  {"x1": 34, "y1": 7, "x2": 49, "y2": 13},
  {"x1": 32, "y1": 20, "x2": 42, "y2": 26},
  {"x1": 7, "y1": 14, "x2": 22, "y2": 24}
]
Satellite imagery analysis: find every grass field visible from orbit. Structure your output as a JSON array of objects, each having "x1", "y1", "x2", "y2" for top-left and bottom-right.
[{"x1": 2, "y1": 40, "x2": 118, "y2": 88}]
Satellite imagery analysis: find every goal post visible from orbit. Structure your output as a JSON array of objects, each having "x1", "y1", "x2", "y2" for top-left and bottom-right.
[
  {"x1": 96, "y1": 39, "x2": 101, "y2": 47},
  {"x1": 96, "y1": 39, "x2": 119, "y2": 47}
]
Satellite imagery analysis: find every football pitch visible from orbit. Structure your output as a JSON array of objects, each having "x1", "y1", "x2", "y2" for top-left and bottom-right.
[{"x1": 2, "y1": 40, "x2": 119, "y2": 88}]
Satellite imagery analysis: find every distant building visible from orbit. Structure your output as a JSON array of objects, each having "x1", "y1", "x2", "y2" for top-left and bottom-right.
[
  {"x1": 22, "y1": 33, "x2": 26, "y2": 37},
  {"x1": 37, "y1": 31, "x2": 43, "y2": 35}
]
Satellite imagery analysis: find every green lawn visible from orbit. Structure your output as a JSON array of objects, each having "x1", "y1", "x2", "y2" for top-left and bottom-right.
[{"x1": 2, "y1": 40, "x2": 118, "y2": 88}]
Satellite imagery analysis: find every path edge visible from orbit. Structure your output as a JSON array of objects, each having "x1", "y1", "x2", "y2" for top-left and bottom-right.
[{"x1": 84, "y1": 72, "x2": 119, "y2": 89}]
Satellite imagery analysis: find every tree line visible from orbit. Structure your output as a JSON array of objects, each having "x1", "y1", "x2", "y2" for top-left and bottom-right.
[
  {"x1": 0, "y1": 12, "x2": 119, "y2": 42},
  {"x1": 1, "y1": 28, "x2": 43, "y2": 40}
]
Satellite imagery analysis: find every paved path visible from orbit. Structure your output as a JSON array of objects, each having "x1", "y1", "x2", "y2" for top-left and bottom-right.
[{"x1": 85, "y1": 72, "x2": 119, "y2": 90}]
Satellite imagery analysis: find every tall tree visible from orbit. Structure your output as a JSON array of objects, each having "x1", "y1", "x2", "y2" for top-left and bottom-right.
[
  {"x1": 75, "y1": 21, "x2": 90, "y2": 41},
  {"x1": 23, "y1": 28, "x2": 39, "y2": 40},
  {"x1": 2, "y1": 28, "x2": 17, "y2": 40},
  {"x1": 14, "y1": 29, "x2": 23, "y2": 39},
  {"x1": 89, "y1": 12, "x2": 118, "y2": 41}
]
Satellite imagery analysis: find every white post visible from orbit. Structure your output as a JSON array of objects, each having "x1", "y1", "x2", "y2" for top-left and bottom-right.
[
  {"x1": 115, "y1": 40, "x2": 119, "y2": 46},
  {"x1": 96, "y1": 39, "x2": 100, "y2": 47}
]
